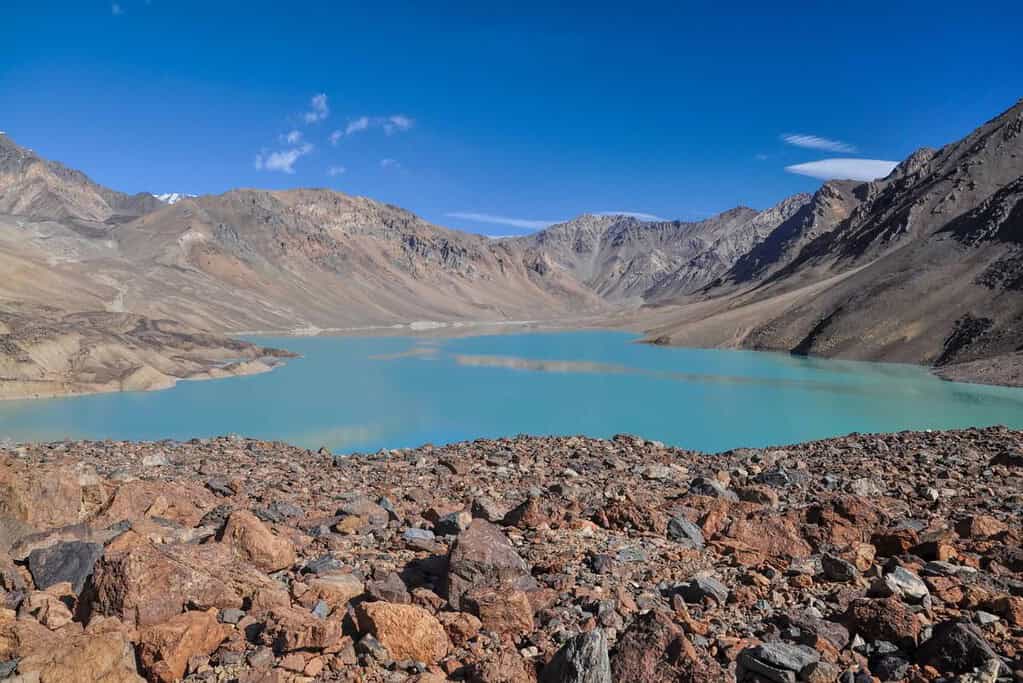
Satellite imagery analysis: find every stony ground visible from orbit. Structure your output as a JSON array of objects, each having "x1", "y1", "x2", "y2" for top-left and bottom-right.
[{"x1": 1, "y1": 427, "x2": 1022, "y2": 682}]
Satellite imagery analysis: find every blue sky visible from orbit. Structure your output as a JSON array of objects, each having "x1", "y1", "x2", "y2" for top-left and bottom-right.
[{"x1": 3, "y1": 1, "x2": 1021, "y2": 235}]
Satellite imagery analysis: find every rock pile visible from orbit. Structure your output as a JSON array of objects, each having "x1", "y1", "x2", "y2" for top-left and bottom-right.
[{"x1": 0, "y1": 426, "x2": 1022, "y2": 681}]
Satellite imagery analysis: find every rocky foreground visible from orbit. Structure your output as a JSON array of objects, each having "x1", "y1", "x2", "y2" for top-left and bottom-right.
[{"x1": 1, "y1": 428, "x2": 1023, "y2": 682}]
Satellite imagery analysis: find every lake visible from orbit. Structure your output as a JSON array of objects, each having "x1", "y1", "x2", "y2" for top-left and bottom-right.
[{"x1": 2, "y1": 331, "x2": 1022, "y2": 453}]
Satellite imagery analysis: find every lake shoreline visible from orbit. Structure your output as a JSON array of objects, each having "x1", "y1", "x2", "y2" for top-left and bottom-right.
[{"x1": 2, "y1": 426, "x2": 1021, "y2": 680}]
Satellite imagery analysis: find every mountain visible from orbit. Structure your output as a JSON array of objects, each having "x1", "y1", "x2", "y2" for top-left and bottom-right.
[
  {"x1": 153, "y1": 192, "x2": 196, "y2": 204},
  {"x1": 645, "y1": 98, "x2": 1023, "y2": 377},
  {"x1": 510, "y1": 199, "x2": 808, "y2": 304}
]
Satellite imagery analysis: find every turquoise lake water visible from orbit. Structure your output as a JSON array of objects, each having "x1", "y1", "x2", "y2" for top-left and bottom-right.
[{"x1": 2, "y1": 331, "x2": 1022, "y2": 453}]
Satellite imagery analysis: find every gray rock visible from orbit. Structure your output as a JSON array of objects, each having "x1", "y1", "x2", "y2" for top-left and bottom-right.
[
  {"x1": 141, "y1": 452, "x2": 169, "y2": 467},
  {"x1": 755, "y1": 467, "x2": 791, "y2": 487},
  {"x1": 540, "y1": 629, "x2": 612, "y2": 683},
  {"x1": 821, "y1": 554, "x2": 858, "y2": 582},
  {"x1": 311, "y1": 600, "x2": 331, "y2": 619},
  {"x1": 848, "y1": 477, "x2": 883, "y2": 497},
  {"x1": 737, "y1": 642, "x2": 820, "y2": 683},
  {"x1": 446, "y1": 519, "x2": 537, "y2": 610},
  {"x1": 219, "y1": 607, "x2": 246, "y2": 624},
  {"x1": 666, "y1": 516, "x2": 704, "y2": 548},
  {"x1": 678, "y1": 574, "x2": 729, "y2": 604},
  {"x1": 870, "y1": 566, "x2": 928, "y2": 602},
  {"x1": 688, "y1": 477, "x2": 738, "y2": 501},
  {"x1": 434, "y1": 510, "x2": 472, "y2": 536},
  {"x1": 303, "y1": 554, "x2": 342, "y2": 575},
  {"x1": 26, "y1": 540, "x2": 102, "y2": 595},
  {"x1": 640, "y1": 465, "x2": 674, "y2": 482},
  {"x1": 916, "y1": 621, "x2": 1009, "y2": 676}
]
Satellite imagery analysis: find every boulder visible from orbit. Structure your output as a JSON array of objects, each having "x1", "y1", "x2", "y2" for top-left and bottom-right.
[
  {"x1": 16, "y1": 631, "x2": 144, "y2": 683},
  {"x1": 609, "y1": 610, "x2": 724, "y2": 682},
  {"x1": 0, "y1": 461, "x2": 89, "y2": 529},
  {"x1": 727, "y1": 514, "x2": 812, "y2": 561},
  {"x1": 464, "y1": 588, "x2": 534, "y2": 637},
  {"x1": 263, "y1": 604, "x2": 344, "y2": 653},
  {"x1": 846, "y1": 597, "x2": 919, "y2": 647},
  {"x1": 297, "y1": 572, "x2": 365, "y2": 610},
  {"x1": 737, "y1": 642, "x2": 820, "y2": 683},
  {"x1": 666, "y1": 517, "x2": 704, "y2": 548},
  {"x1": 89, "y1": 541, "x2": 281, "y2": 627},
  {"x1": 540, "y1": 629, "x2": 611, "y2": 683},
  {"x1": 355, "y1": 602, "x2": 450, "y2": 664},
  {"x1": 91, "y1": 480, "x2": 213, "y2": 528},
  {"x1": 137, "y1": 610, "x2": 228, "y2": 683},
  {"x1": 446, "y1": 519, "x2": 537, "y2": 610},
  {"x1": 219, "y1": 510, "x2": 297, "y2": 572},
  {"x1": 26, "y1": 540, "x2": 103, "y2": 595},
  {"x1": 916, "y1": 620, "x2": 1009, "y2": 676}
]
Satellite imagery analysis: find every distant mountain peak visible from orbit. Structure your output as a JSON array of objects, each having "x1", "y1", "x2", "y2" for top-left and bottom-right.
[{"x1": 153, "y1": 192, "x2": 197, "y2": 205}]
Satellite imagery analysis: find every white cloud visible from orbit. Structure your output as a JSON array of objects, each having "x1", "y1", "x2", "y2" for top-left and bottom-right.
[
  {"x1": 326, "y1": 165, "x2": 346, "y2": 177},
  {"x1": 254, "y1": 143, "x2": 314, "y2": 174},
  {"x1": 345, "y1": 117, "x2": 371, "y2": 135},
  {"x1": 303, "y1": 94, "x2": 329, "y2": 123},
  {"x1": 781, "y1": 133, "x2": 857, "y2": 154},
  {"x1": 446, "y1": 212, "x2": 557, "y2": 231},
  {"x1": 785, "y1": 158, "x2": 898, "y2": 181},
  {"x1": 336, "y1": 115, "x2": 415, "y2": 139},
  {"x1": 281, "y1": 130, "x2": 303, "y2": 144},
  {"x1": 379, "y1": 158, "x2": 401, "y2": 169},
  {"x1": 383, "y1": 114, "x2": 415, "y2": 135},
  {"x1": 594, "y1": 211, "x2": 667, "y2": 221},
  {"x1": 111, "y1": 2, "x2": 124, "y2": 14}
]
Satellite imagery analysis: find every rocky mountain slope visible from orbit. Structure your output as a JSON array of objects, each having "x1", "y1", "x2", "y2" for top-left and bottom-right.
[
  {"x1": 0, "y1": 303, "x2": 292, "y2": 400},
  {"x1": 511, "y1": 198, "x2": 809, "y2": 304},
  {"x1": 1, "y1": 427, "x2": 1022, "y2": 681},
  {"x1": 645, "y1": 98, "x2": 1023, "y2": 378}
]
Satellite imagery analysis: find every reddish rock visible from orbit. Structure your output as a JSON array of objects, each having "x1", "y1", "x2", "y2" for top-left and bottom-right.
[
  {"x1": 990, "y1": 595, "x2": 1023, "y2": 626},
  {"x1": 955, "y1": 515, "x2": 1007, "y2": 539},
  {"x1": 0, "y1": 460, "x2": 90, "y2": 529},
  {"x1": 219, "y1": 510, "x2": 297, "y2": 572},
  {"x1": 610, "y1": 610, "x2": 725, "y2": 682},
  {"x1": 846, "y1": 597, "x2": 919, "y2": 646},
  {"x1": 92, "y1": 480, "x2": 213, "y2": 528},
  {"x1": 89, "y1": 541, "x2": 281, "y2": 627},
  {"x1": 468, "y1": 647, "x2": 537, "y2": 683},
  {"x1": 594, "y1": 499, "x2": 666, "y2": 534},
  {"x1": 297, "y1": 572, "x2": 364, "y2": 611},
  {"x1": 872, "y1": 527, "x2": 920, "y2": 556},
  {"x1": 355, "y1": 601, "x2": 450, "y2": 664},
  {"x1": 16, "y1": 631, "x2": 144, "y2": 683},
  {"x1": 137, "y1": 610, "x2": 227, "y2": 683},
  {"x1": 262, "y1": 604, "x2": 344, "y2": 653},
  {"x1": 437, "y1": 610, "x2": 482, "y2": 645},
  {"x1": 464, "y1": 588, "x2": 534, "y2": 637},
  {"x1": 727, "y1": 513, "x2": 812, "y2": 561},
  {"x1": 446, "y1": 519, "x2": 537, "y2": 610}
]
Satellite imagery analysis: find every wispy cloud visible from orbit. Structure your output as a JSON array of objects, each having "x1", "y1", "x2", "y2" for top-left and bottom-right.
[
  {"x1": 332, "y1": 115, "x2": 415, "y2": 142},
  {"x1": 111, "y1": 2, "x2": 124, "y2": 14},
  {"x1": 379, "y1": 158, "x2": 401, "y2": 170},
  {"x1": 303, "y1": 94, "x2": 329, "y2": 123},
  {"x1": 326, "y1": 165, "x2": 346, "y2": 177},
  {"x1": 383, "y1": 115, "x2": 414, "y2": 135},
  {"x1": 785, "y1": 158, "x2": 897, "y2": 181},
  {"x1": 281, "y1": 130, "x2": 303, "y2": 145},
  {"x1": 781, "y1": 133, "x2": 857, "y2": 154},
  {"x1": 594, "y1": 211, "x2": 667, "y2": 221},
  {"x1": 446, "y1": 212, "x2": 557, "y2": 231},
  {"x1": 254, "y1": 143, "x2": 314, "y2": 174}
]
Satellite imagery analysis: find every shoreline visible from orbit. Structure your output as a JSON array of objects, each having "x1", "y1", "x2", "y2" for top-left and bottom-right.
[{"x1": 1, "y1": 427, "x2": 1021, "y2": 681}]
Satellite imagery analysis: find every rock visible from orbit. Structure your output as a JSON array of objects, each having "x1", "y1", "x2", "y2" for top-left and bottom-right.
[
  {"x1": 298, "y1": 572, "x2": 365, "y2": 611},
  {"x1": 871, "y1": 566, "x2": 929, "y2": 603},
  {"x1": 366, "y1": 572, "x2": 411, "y2": 604},
  {"x1": 468, "y1": 647, "x2": 536, "y2": 683},
  {"x1": 471, "y1": 496, "x2": 508, "y2": 523},
  {"x1": 641, "y1": 465, "x2": 675, "y2": 481},
  {"x1": 955, "y1": 515, "x2": 1007, "y2": 539},
  {"x1": 15, "y1": 632, "x2": 144, "y2": 683},
  {"x1": 609, "y1": 610, "x2": 723, "y2": 682},
  {"x1": 89, "y1": 540, "x2": 280, "y2": 627},
  {"x1": 727, "y1": 514, "x2": 812, "y2": 560},
  {"x1": 337, "y1": 496, "x2": 389, "y2": 529},
  {"x1": 263, "y1": 604, "x2": 344, "y2": 652},
  {"x1": 666, "y1": 517, "x2": 704, "y2": 548},
  {"x1": 0, "y1": 461, "x2": 90, "y2": 529},
  {"x1": 355, "y1": 602, "x2": 450, "y2": 664},
  {"x1": 848, "y1": 477, "x2": 883, "y2": 497},
  {"x1": 737, "y1": 642, "x2": 820, "y2": 683},
  {"x1": 18, "y1": 590, "x2": 74, "y2": 630},
  {"x1": 540, "y1": 629, "x2": 611, "y2": 683},
  {"x1": 821, "y1": 554, "x2": 858, "y2": 582},
  {"x1": 435, "y1": 510, "x2": 473, "y2": 536},
  {"x1": 677, "y1": 574, "x2": 729, "y2": 605},
  {"x1": 916, "y1": 620, "x2": 1009, "y2": 676},
  {"x1": 219, "y1": 510, "x2": 297, "y2": 572},
  {"x1": 846, "y1": 598, "x2": 919, "y2": 647},
  {"x1": 464, "y1": 589, "x2": 535, "y2": 637},
  {"x1": 137, "y1": 610, "x2": 228, "y2": 683},
  {"x1": 688, "y1": 477, "x2": 738, "y2": 501},
  {"x1": 736, "y1": 485, "x2": 780, "y2": 508},
  {"x1": 26, "y1": 540, "x2": 102, "y2": 595},
  {"x1": 503, "y1": 498, "x2": 549, "y2": 529},
  {"x1": 446, "y1": 519, "x2": 537, "y2": 610}
]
